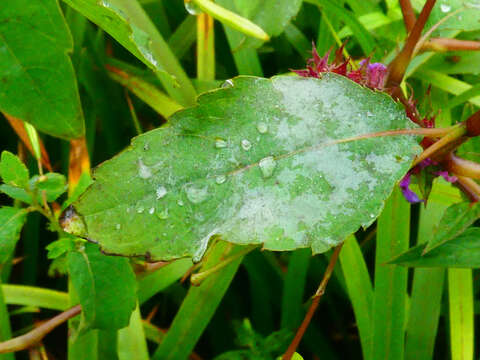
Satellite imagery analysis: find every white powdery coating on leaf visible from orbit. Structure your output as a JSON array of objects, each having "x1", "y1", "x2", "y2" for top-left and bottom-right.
[{"x1": 138, "y1": 159, "x2": 152, "y2": 179}]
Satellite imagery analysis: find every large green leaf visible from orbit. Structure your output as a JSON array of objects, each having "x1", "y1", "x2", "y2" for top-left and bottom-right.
[
  {"x1": 216, "y1": 0, "x2": 302, "y2": 49},
  {"x1": 75, "y1": 74, "x2": 421, "y2": 261},
  {"x1": 67, "y1": 243, "x2": 136, "y2": 330},
  {"x1": 0, "y1": 0, "x2": 84, "y2": 139},
  {"x1": 0, "y1": 207, "x2": 28, "y2": 265},
  {"x1": 390, "y1": 228, "x2": 480, "y2": 268}
]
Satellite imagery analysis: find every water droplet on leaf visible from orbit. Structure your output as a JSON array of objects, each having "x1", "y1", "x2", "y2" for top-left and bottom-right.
[
  {"x1": 221, "y1": 79, "x2": 234, "y2": 88},
  {"x1": 156, "y1": 186, "x2": 167, "y2": 199},
  {"x1": 115, "y1": 224, "x2": 121, "y2": 230},
  {"x1": 149, "y1": 207, "x2": 155, "y2": 214},
  {"x1": 259, "y1": 156, "x2": 277, "y2": 178},
  {"x1": 440, "y1": 3, "x2": 451, "y2": 12},
  {"x1": 184, "y1": 1, "x2": 201, "y2": 15},
  {"x1": 257, "y1": 122, "x2": 268, "y2": 134},
  {"x1": 138, "y1": 159, "x2": 152, "y2": 179},
  {"x1": 157, "y1": 209, "x2": 169, "y2": 220},
  {"x1": 185, "y1": 184, "x2": 209, "y2": 204},
  {"x1": 216, "y1": 175, "x2": 226, "y2": 184},
  {"x1": 241, "y1": 139, "x2": 252, "y2": 151},
  {"x1": 177, "y1": 199, "x2": 184, "y2": 207},
  {"x1": 137, "y1": 206, "x2": 144, "y2": 213},
  {"x1": 215, "y1": 138, "x2": 228, "y2": 148}
]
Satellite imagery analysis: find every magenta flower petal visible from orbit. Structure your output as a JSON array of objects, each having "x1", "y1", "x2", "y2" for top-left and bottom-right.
[
  {"x1": 435, "y1": 171, "x2": 457, "y2": 183},
  {"x1": 399, "y1": 173, "x2": 423, "y2": 203},
  {"x1": 366, "y1": 63, "x2": 387, "y2": 89}
]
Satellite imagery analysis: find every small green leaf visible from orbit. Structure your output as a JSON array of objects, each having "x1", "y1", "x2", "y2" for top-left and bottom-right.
[
  {"x1": 0, "y1": 151, "x2": 29, "y2": 188},
  {"x1": 67, "y1": 243, "x2": 136, "y2": 330},
  {"x1": 0, "y1": 207, "x2": 28, "y2": 265},
  {"x1": 0, "y1": 0, "x2": 84, "y2": 139},
  {"x1": 33, "y1": 173, "x2": 68, "y2": 202},
  {"x1": 390, "y1": 228, "x2": 480, "y2": 268},
  {"x1": 46, "y1": 237, "x2": 76, "y2": 259},
  {"x1": 75, "y1": 74, "x2": 421, "y2": 261},
  {"x1": 424, "y1": 202, "x2": 480, "y2": 253},
  {"x1": 0, "y1": 184, "x2": 32, "y2": 204}
]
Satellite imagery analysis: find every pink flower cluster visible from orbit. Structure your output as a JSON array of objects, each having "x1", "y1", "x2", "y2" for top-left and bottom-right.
[{"x1": 292, "y1": 45, "x2": 387, "y2": 90}]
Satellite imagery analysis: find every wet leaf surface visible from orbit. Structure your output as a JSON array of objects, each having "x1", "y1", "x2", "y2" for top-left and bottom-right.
[{"x1": 75, "y1": 74, "x2": 421, "y2": 261}]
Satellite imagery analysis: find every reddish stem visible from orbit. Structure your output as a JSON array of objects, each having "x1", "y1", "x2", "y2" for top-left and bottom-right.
[
  {"x1": 0, "y1": 305, "x2": 81, "y2": 353},
  {"x1": 455, "y1": 176, "x2": 480, "y2": 202},
  {"x1": 387, "y1": 0, "x2": 437, "y2": 88},
  {"x1": 444, "y1": 153, "x2": 480, "y2": 179},
  {"x1": 422, "y1": 38, "x2": 480, "y2": 52},
  {"x1": 399, "y1": 0, "x2": 416, "y2": 32},
  {"x1": 282, "y1": 244, "x2": 343, "y2": 360}
]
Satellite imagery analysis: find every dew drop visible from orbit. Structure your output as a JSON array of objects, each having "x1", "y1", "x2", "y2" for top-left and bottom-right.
[
  {"x1": 115, "y1": 224, "x2": 121, "y2": 230},
  {"x1": 367, "y1": 111, "x2": 373, "y2": 117},
  {"x1": 143, "y1": 143, "x2": 150, "y2": 151},
  {"x1": 257, "y1": 122, "x2": 268, "y2": 134},
  {"x1": 156, "y1": 186, "x2": 167, "y2": 199},
  {"x1": 241, "y1": 139, "x2": 252, "y2": 151},
  {"x1": 138, "y1": 159, "x2": 152, "y2": 179},
  {"x1": 221, "y1": 79, "x2": 234, "y2": 88},
  {"x1": 440, "y1": 3, "x2": 451, "y2": 12},
  {"x1": 216, "y1": 175, "x2": 226, "y2": 184},
  {"x1": 259, "y1": 156, "x2": 276, "y2": 178},
  {"x1": 370, "y1": 213, "x2": 375, "y2": 218},
  {"x1": 157, "y1": 209, "x2": 169, "y2": 220},
  {"x1": 149, "y1": 207, "x2": 155, "y2": 214},
  {"x1": 177, "y1": 199, "x2": 184, "y2": 207},
  {"x1": 185, "y1": 184, "x2": 209, "y2": 204},
  {"x1": 126, "y1": 207, "x2": 131, "y2": 213},
  {"x1": 137, "y1": 206, "x2": 145, "y2": 213},
  {"x1": 184, "y1": 0, "x2": 201, "y2": 15},
  {"x1": 215, "y1": 138, "x2": 228, "y2": 148}
]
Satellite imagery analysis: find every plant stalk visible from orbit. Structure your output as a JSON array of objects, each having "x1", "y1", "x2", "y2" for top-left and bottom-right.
[{"x1": 282, "y1": 243, "x2": 343, "y2": 360}]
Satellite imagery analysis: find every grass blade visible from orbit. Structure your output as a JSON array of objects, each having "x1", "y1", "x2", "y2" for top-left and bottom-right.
[
  {"x1": 405, "y1": 181, "x2": 460, "y2": 360},
  {"x1": 284, "y1": 24, "x2": 312, "y2": 59},
  {"x1": 168, "y1": 16, "x2": 196, "y2": 60},
  {"x1": 281, "y1": 248, "x2": 311, "y2": 331},
  {"x1": 152, "y1": 242, "x2": 246, "y2": 360},
  {"x1": 197, "y1": 13, "x2": 215, "y2": 80},
  {"x1": 216, "y1": 0, "x2": 263, "y2": 76},
  {"x1": 372, "y1": 187, "x2": 409, "y2": 360},
  {"x1": 412, "y1": 69, "x2": 480, "y2": 107},
  {"x1": 2, "y1": 285, "x2": 69, "y2": 311},
  {"x1": 137, "y1": 258, "x2": 192, "y2": 305},
  {"x1": 448, "y1": 269, "x2": 474, "y2": 360},
  {"x1": 117, "y1": 304, "x2": 149, "y2": 360},
  {"x1": 339, "y1": 235, "x2": 373, "y2": 360},
  {"x1": 0, "y1": 282, "x2": 13, "y2": 360},
  {"x1": 305, "y1": 0, "x2": 375, "y2": 55}
]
